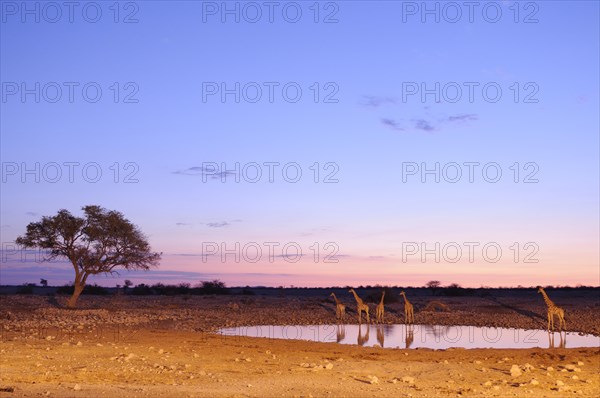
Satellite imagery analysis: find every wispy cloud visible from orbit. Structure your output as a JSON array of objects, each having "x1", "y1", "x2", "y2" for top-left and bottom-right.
[
  {"x1": 381, "y1": 111, "x2": 478, "y2": 133},
  {"x1": 414, "y1": 119, "x2": 436, "y2": 132},
  {"x1": 360, "y1": 95, "x2": 397, "y2": 108},
  {"x1": 381, "y1": 118, "x2": 405, "y2": 131},
  {"x1": 175, "y1": 222, "x2": 192, "y2": 226},
  {"x1": 25, "y1": 211, "x2": 38, "y2": 217},
  {"x1": 206, "y1": 221, "x2": 230, "y2": 228},
  {"x1": 446, "y1": 114, "x2": 478, "y2": 122},
  {"x1": 173, "y1": 166, "x2": 236, "y2": 180}
]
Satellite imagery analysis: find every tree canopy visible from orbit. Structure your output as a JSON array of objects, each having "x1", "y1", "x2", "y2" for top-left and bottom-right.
[{"x1": 16, "y1": 205, "x2": 161, "y2": 307}]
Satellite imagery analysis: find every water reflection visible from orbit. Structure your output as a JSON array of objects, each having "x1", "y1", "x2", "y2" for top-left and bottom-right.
[
  {"x1": 548, "y1": 331, "x2": 566, "y2": 349},
  {"x1": 336, "y1": 325, "x2": 345, "y2": 343},
  {"x1": 406, "y1": 324, "x2": 414, "y2": 349},
  {"x1": 376, "y1": 325, "x2": 385, "y2": 348},
  {"x1": 218, "y1": 324, "x2": 600, "y2": 349},
  {"x1": 357, "y1": 324, "x2": 370, "y2": 346}
]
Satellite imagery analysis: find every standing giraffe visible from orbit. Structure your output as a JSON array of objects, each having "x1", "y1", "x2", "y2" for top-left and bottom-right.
[
  {"x1": 348, "y1": 288, "x2": 370, "y2": 324},
  {"x1": 375, "y1": 291, "x2": 386, "y2": 323},
  {"x1": 329, "y1": 292, "x2": 346, "y2": 321},
  {"x1": 537, "y1": 287, "x2": 566, "y2": 331},
  {"x1": 399, "y1": 291, "x2": 414, "y2": 324}
]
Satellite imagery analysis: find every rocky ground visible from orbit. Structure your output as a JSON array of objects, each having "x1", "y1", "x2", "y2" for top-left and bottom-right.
[{"x1": 0, "y1": 291, "x2": 599, "y2": 397}]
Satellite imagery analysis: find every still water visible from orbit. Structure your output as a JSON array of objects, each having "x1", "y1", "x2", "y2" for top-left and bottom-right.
[{"x1": 218, "y1": 324, "x2": 600, "y2": 349}]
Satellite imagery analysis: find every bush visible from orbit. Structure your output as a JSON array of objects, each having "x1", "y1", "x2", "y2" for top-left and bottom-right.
[
  {"x1": 16, "y1": 283, "x2": 35, "y2": 295},
  {"x1": 194, "y1": 279, "x2": 229, "y2": 295},
  {"x1": 131, "y1": 283, "x2": 153, "y2": 295},
  {"x1": 56, "y1": 284, "x2": 73, "y2": 295},
  {"x1": 56, "y1": 283, "x2": 108, "y2": 295},
  {"x1": 84, "y1": 284, "x2": 109, "y2": 295},
  {"x1": 241, "y1": 288, "x2": 255, "y2": 295},
  {"x1": 365, "y1": 286, "x2": 399, "y2": 304},
  {"x1": 442, "y1": 284, "x2": 475, "y2": 297}
]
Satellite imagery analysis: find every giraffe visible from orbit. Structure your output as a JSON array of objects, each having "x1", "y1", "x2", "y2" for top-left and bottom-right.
[
  {"x1": 375, "y1": 291, "x2": 386, "y2": 323},
  {"x1": 537, "y1": 287, "x2": 566, "y2": 331},
  {"x1": 329, "y1": 293, "x2": 346, "y2": 321},
  {"x1": 399, "y1": 291, "x2": 414, "y2": 324},
  {"x1": 348, "y1": 288, "x2": 370, "y2": 324}
]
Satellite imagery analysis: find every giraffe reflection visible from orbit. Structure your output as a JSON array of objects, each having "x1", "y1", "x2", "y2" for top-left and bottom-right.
[
  {"x1": 376, "y1": 325, "x2": 384, "y2": 347},
  {"x1": 357, "y1": 324, "x2": 370, "y2": 346},
  {"x1": 405, "y1": 324, "x2": 414, "y2": 349},
  {"x1": 336, "y1": 325, "x2": 346, "y2": 343},
  {"x1": 548, "y1": 331, "x2": 566, "y2": 348}
]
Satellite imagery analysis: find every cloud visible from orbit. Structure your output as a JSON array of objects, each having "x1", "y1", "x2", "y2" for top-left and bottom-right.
[
  {"x1": 360, "y1": 95, "x2": 397, "y2": 108},
  {"x1": 414, "y1": 119, "x2": 436, "y2": 132},
  {"x1": 25, "y1": 212, "x2": 38, "y2": 216},
  {"x1": 576, "y1": 95, "x2": 589, "y2": 104},
  {"x1": 173, "y1": 166, "x2": 237, "y2": 180},
  {"x1": 175, "y1": 222, "x2": 191, "y2": 226},
  {"x1": 447, "y1": 114, "x2": 478, "y2": 122},
  {"x1": 206, "y1": 222, "x2": 230, "y2": 228},
  {"x1": 381, "y1": 118, "x2": 405, "y2": 131},
  {"x1": 381, "y1": 112, "x2": 478, "y2": 133}
]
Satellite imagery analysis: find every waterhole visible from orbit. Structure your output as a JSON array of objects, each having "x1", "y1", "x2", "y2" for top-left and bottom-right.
[{"x1": 218, "y1": 324, "x2": 600, "y2": 349}]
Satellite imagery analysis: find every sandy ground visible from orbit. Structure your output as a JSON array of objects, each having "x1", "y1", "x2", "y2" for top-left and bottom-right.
[{"x1": 1, "y1": 291, "x2": 599, "y2": 397}]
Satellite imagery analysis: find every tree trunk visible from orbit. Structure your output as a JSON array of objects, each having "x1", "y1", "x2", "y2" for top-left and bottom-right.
[{"x1": 67, "y1": 280, "x2": 85, "y2": 308}]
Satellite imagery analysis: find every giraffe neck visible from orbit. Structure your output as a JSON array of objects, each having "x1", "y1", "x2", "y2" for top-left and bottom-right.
[
  {"x1": 379, "y1": 292, "x2": 385, "y2": 305},
  {"x1": 331, "y1": 293, "x2": 339, "y2": 304},
  {"x1": 541, "y1": 290, "x2": 555, "y2": 307},
  {"x1": 351, "y1": 290, "x2": 363, "y2": 304},
  {"x1": 401, "y1": 294, "x2": 409, "y2": 304}
]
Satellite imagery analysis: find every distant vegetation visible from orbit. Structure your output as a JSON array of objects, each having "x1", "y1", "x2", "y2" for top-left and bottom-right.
[
  {"x1": 16, "y1": 283, "x2": 36, "y2": 295},
  {"x1": 129, "y1": 280, "x2": 230, "y2": 296},
  {"x1": 56, "y1": 283, "x2": 110, "y2": 296},
  {"x1": 364, "y1": 286, "x2": 399, "y2": 304},
  {"x1": 3, "y1": 281, "x2": 598, "y2": 298}
]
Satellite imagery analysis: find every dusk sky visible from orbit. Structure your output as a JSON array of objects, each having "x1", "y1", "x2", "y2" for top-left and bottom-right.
[{"x1": 1, "y1": 1, "x2": 598, "y2": 288}]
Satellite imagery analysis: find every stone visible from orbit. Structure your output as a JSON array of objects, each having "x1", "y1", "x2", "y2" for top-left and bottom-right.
[
  {"x1": 401, "y1": 376, "x2": 415, "y2": 384},
  {"x1": 510, "y1": 365, "x2": 522, "y2": 377},
  {"x1": 325, "y1": 363, "x2": 333, "y2": 370},
  {"x1": 73, "y1": 384, "x2": 81, "y2": 391},
  {"x1": 523, "y1": 363, "x2": 535, "y2": 371}
]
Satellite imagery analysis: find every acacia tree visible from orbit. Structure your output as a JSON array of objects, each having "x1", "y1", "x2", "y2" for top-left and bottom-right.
[
  {"x1": 16, "y1": 205, "x2": 161, "y2": 308},
  {"x1": 425, "y1": 280, "x2": 441, "y2": 296}
]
